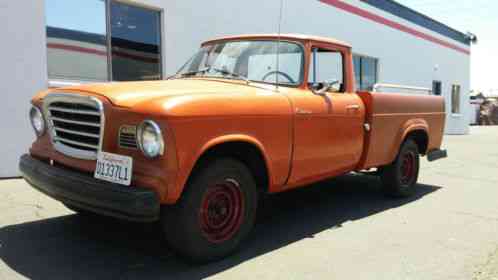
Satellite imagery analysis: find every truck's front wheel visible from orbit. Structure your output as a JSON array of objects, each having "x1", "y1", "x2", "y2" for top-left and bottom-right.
[
  {"x1": 161, "y1": 158, "x2": 258, "y2": 263},
  {"x1": 380, "y1": 139, "x2": 420, "y2": 197}
]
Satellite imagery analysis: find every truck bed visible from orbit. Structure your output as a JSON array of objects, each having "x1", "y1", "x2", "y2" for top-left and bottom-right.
[{"x1": 357, "y1": 91, "x2": 446, "y2": 170}]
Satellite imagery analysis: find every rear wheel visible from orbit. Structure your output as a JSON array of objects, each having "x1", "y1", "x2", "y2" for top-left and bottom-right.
[
  {"x1": 161, "y1": 158, "x2": 258, "y2": 263},
  {"x1": 380, "y1": 139, "x2": 420, "y2": 197}
]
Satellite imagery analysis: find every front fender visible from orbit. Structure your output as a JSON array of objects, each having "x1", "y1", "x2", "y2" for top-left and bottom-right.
[{"x1": 167, "y1": 134, "x2": 274, "y2": 204}]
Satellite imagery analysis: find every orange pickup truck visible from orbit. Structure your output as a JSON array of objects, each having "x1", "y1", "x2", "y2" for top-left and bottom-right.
[{"x1": 20, "y1": 34, "x2": 447, "y2": 262}]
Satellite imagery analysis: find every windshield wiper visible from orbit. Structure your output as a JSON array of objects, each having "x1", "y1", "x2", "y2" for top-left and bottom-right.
[
  {"x1": 210, "y1": 68, "x2": 250, "y2": 84},
  {"x1": 167, "y1": 67, "x2": 210, "y2": 80},
  {"x1": 168, "y1": 67, "x2": 250, "y2": 84}
]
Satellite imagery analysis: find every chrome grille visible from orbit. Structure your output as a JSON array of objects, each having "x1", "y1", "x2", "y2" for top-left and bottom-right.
[
  {"x1": 119, "y1": 125, "x2": 138, "y2": 149},
  {"x1": 43, "y1": 94, "x2": 104, "y2": 160}
]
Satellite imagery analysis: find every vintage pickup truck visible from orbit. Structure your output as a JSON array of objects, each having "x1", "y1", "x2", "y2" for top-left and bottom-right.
[{"x1": 20, "y1": 34, "x2": 447, "y2": 262}]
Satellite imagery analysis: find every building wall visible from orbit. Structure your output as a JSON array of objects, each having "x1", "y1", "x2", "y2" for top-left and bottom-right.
[
  {"x1": 0, "y1": 0, "x2": 47, "y2": 177},
  {"x1": 0, "y1": 0, "x2": 470, "y2": 177},
  {"x1": 157, "y1": 0, "x2": 471, "y2": 134}
]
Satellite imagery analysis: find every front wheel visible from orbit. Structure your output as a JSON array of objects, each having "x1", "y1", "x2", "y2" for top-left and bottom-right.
[
  {"x1": 380, "y1": 139, "x2": 420, "y2": 197},
  {"x1": 161, "y1": 158, "x2": 258, "y2": 263}
]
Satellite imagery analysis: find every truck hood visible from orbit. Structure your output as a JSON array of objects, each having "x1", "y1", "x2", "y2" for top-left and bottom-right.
[{"x1": 46, "y1": 79, "x2": 263, "y2": 108}]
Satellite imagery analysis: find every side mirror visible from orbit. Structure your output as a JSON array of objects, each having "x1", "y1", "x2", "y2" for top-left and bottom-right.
[
  {"x1": 311, "y1": 80, "x2": 340, "y2": 95},
  {"x1": 311, "y1": 82, "x2": 330, "y2": 96}
]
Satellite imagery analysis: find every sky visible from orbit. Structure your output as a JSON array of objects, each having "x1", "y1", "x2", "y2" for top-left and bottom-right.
[
  {"x1": 46, "y1": 0, "x2": 106, "y2": 35},
  {"x1": 395, "y1": 0, "x2": 498, "y2": 93}
]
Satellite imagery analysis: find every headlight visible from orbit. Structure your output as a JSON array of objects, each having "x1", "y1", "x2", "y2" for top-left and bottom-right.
[
  {"x1": 29, "y1": 106, "x2": 45, "y2": 136},
  {"x1": 137, "y1": 120, "x2": 164, "y2": 158}
]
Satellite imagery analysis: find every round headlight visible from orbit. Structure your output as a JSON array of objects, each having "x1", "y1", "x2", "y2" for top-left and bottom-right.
[
  {"x1": 30, "y1": 106, "x2": 45, "y2": 136},
  {"x1": 137, "y1": 120, "x2": 164, "y2": 158}
]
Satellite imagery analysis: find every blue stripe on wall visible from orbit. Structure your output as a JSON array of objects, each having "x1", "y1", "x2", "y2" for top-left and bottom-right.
[{"x1": 359, "y1": 0, "x2": 470, "y2": 46}]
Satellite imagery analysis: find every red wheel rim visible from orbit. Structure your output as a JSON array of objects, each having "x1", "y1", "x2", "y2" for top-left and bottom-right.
[
  {"x1": 199, "y1": 179, "x2": 244, "y2": 243},
  {"x1": 400, "y1": 151, "x2": 416, "y2": 185}
]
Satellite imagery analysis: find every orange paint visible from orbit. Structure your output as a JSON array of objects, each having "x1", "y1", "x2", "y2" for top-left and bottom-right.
[{"x1": 29, "y1": 34, "x2": 445, "y2": 204}]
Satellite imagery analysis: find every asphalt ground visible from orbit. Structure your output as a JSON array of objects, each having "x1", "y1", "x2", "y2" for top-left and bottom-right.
[{"x1": 0, "y1": 126, "x2": 497, "y2": 280}]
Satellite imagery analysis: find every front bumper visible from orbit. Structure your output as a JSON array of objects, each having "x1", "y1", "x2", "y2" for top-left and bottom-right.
[{"x1": 19, "y1": 154, "x2": 160, "y2": 222}]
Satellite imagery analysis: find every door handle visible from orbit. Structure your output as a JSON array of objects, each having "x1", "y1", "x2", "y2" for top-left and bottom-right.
[
  {"x1": 296, "y1": 108, "x2": 313, "y2": 115},
  {"x1": 346, "y1": 104, "x2": 360, "y2": 110}
]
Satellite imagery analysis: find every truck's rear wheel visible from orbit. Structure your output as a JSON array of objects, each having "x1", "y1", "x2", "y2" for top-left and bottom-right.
[
  {"x1": 161, "y1": 158, "x2": 258, "y2": 263},
  {"x1": 380, "y1": 139, "x2": 420, "y2": 197}
]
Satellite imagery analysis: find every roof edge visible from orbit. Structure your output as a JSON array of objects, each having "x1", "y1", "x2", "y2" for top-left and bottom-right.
[
  {"x1": 359, "y1": 0, "x2": 470, "y2": 46},
  {"x1": 201, "y1": 33, "x2": 352, "y2": 48}
]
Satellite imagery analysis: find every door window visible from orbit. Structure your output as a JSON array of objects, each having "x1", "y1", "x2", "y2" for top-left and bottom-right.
[{"x1": 309, "y1": 48, "x2": 344, "y2": 92}]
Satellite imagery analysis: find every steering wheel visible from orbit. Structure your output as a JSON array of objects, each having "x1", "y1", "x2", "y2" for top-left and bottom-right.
[{"x1": 262, "y1": 71, "x2": 295, "y2": 84}]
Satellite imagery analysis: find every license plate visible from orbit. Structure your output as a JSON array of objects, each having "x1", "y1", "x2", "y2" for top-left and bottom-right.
[{"x1": 94, "y1": 152, "x2": 133, "y2": 186}]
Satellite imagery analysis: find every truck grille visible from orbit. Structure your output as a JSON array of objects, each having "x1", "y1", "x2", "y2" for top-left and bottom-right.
[{"x1": 43, "y1": 94, "x2": 104, "y2": 160}]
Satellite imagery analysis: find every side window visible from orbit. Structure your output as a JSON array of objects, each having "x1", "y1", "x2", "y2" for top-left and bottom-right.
[
  {"x1": 433, "y1": 81, "x2": 442, "y2": 96},
  {"x1": 309, "y1": 48, "x2": 344, "y2": 92},
  {"x1": 451, "y1": 84, "x2": 461, "y2": 114},
  {"x1": 353, "y1": 54, "x2": 379, "y2": 90},
  {"x1": 353, "y1": 55, "x2": 361, "y2": 90},
  {"x1": 362, "y1": 57, "x2": 378, "y2": 90}
]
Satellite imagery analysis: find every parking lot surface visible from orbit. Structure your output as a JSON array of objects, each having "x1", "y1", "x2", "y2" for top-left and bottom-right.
[{"x1": 1, "y1": 127, "x2": 497, "y2": 280}]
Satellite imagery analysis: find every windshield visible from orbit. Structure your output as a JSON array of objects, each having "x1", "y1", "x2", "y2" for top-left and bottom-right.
[{"x1": 174, "y1": 40, "x2": 304, "y2": 86}]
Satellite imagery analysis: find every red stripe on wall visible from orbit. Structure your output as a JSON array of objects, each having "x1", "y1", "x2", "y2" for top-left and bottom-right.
[
  {"x1": 319, "y1": 0, "x2": 470, "y2": 55},
  {"x1": 47, "y1": 43, "x2": 107, "y2": 57},
  {"x1": 47, "y1": 43, "x2": 159, "y2": 63}
]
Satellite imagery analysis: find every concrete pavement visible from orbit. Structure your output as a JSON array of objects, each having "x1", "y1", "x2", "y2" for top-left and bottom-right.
[{"x1": 0, "y1": 126, "x2": 497, "y2": 280}]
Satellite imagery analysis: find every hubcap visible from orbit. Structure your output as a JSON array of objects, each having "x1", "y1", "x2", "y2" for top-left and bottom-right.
[
  {"x1": 199, "y1": 179, "x2": 244, "y2": 243},
  {"x1": 400, "y1": 151, "x2": 416, "y2": 185}
]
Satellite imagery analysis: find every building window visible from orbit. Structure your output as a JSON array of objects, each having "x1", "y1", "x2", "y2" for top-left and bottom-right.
[
  {"x1": 433, "y1": 81, "x2": 442, "y2": 96},
  {"x1": 46, "y1": 0, "x2": 108, "y2": 81},
  {"x1": 45, "y1": 0, "x2": 162, "y2": 82},
  {"x1": 110, "y1": 2, "x2": 162, "y2": 81},
  {"x1": 353, "y1": 55, "x2": 378, "y2": 90},
  {"x1": 309, "y1": 48, "x2": 344, "y2": 92},
  {"x1": 451, "y1": 84, "x2": 461, "y2": 114}
]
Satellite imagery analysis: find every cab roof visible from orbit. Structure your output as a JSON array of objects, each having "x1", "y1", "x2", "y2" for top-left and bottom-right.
[{"x1": 202, "y1": 34, "x2": 352, "y2": 48}]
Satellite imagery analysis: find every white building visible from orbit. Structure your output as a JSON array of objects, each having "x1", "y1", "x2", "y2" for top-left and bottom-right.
[{"x1": 0, "y1": 0, "x2": 472, "y2": 177}]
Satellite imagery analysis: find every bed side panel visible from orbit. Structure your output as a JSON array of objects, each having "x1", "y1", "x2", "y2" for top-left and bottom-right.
[{"x1": 357, "y1": 91, "x2": 445, "y2": 170}]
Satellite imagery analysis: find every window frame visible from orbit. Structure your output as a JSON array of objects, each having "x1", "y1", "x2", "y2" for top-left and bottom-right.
[
  {"x1": 187, "y1": 39, "x2": 306, "y2": 88},
  {"x1": 309, "y1": 47, "x2": 345, "y2": 93},
  {"x1": 308, "y1": 43, "x2": 349, "y2": 93},
  {"x1": 46, "y1": 0, "x2": 164, "y2": 83}
]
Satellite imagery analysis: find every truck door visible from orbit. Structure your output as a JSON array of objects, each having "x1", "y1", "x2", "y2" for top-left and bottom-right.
[{"x1": 287, "y1": 44, "x2": 365, "y2": 187}]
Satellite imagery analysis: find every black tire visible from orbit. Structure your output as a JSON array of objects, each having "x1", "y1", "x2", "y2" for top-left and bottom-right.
[
  {"x1": 161, "y1": 158, "x2": 258, "y2": 263},
  {"x1": 380, "y1": 139, "x2": 420, "y2": 197}
]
